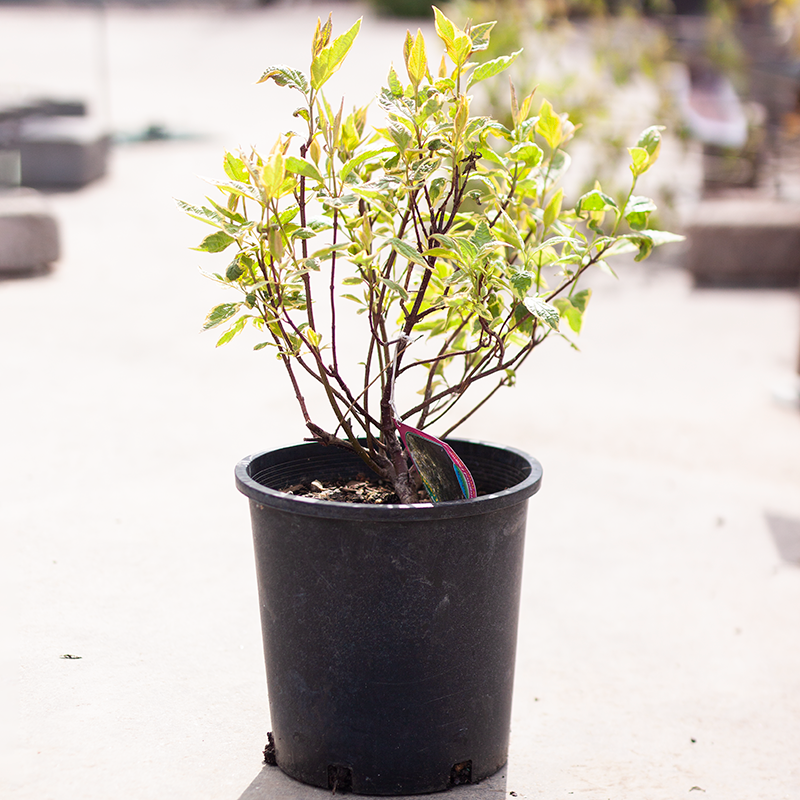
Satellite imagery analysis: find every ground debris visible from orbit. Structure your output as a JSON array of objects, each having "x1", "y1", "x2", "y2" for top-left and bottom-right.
[
  {"x1": 282, "y1": 474, "x2": 407, "y2": 504},
  {"x1": 263, "y1": 732, "x2": 277, "y2": 766}
]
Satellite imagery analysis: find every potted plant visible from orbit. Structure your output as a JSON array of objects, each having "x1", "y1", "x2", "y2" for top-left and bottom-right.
[{"x1": 183, "y1": 8, "x2": 679, "y2": 794}]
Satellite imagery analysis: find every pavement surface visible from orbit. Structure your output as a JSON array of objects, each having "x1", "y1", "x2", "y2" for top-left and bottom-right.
[{"x1": 1, "y1": 3, "x2": 800, "y2": 799}]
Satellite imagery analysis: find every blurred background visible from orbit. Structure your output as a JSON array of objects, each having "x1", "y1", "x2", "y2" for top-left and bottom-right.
[{"x1": 2, "y1": 1, "x2": 799, "y2": 799}]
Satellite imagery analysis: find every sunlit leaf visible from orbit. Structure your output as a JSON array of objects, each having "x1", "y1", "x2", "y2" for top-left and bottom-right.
[
  {"x1": 467, "y1": 50, "x2": 521, "y2": 88},
  {"x1": 543, "y1": 188, "x2": 563, "y2": 230},
  {"x1": 379, "y1": 276, "x2": 410, "y2": 301},
  {"x1": 405, "y1": 29, "x2": 428, "y2": 88},
  {"x1": 536, "y1": 100, "x2": 562, "y2": 150},
  {"x1": 468, "y1": 21, "x2": 495, "y2": 52},
  {"x1": 387, "y1": 237, "x2": 429, "y2": 268},
  {"x1": 203, "y1": 302, "x2": 241, "y2": 331},
  {"x1": 507, "y1": 141, "x2": 542, "y2": 167},
  {"x1": 223, "y1": 152, "x2": 249, "y2": 182},
  {"x1": 523, "y1": 296, "x2": 560, "y2": 330},
  {"x1": 311, "y1": 17, "x2": 362, "y2": 90},
  {"x1": 194, "y1": 231, "x2": 235, "y2": 253},
  {"x1": 340, "y1": 146, "x2": 394, "y2": 182},
  {"x1": 216, "y1": 315, "x2": 249, "y2": 346},
  {"x1": 432, "y1": 6, "x2": 456, "y2": 50},
  {"x1": 285, "y1": 156, "x2": 324, "y2": 182},
  {"x1": 257, "y1": 65, "x2": 308, "y2": 93}
]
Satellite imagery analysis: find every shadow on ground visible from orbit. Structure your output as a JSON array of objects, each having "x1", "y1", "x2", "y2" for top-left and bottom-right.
[{"x1": 238, "y1": 764, "x2": 510, "y2": 799}]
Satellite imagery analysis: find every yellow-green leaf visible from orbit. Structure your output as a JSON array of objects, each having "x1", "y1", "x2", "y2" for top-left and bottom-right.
[
  {"x1": 467, "y1": 49, "x2": 521, "y2": 88},
  {"x1": 285, "y1": 155, "x2": 324, "y2": 182},
  {"x1": 432, "y1": 6, "x2": 456, "y2": 49},
  {"x1": 405, "y1": 29, "x2": 428, "y2": 88},
  {"x1": 543, "y1": 188, "x2": 563, "y2": 229},
  {"x1": 311, "y1": 17, "x2": 362, "y2": 90},
  {"x1": 536, "y1": 99, "x2": 562, "y2": 150}
]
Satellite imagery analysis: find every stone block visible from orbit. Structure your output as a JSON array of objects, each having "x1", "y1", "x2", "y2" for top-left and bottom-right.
[
  {"x1": 684, "y1": 197, "x2": 800, "y2": 288},
  {"x1": 17, "y1": 116, "x2": 111, "y2": 189},
  {"x1": 0, "y1": 189, "x2": 60, "y2": 275}
]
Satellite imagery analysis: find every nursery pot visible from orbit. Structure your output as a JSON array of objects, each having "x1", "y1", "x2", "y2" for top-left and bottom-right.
[{"x1": 235, "y1": 439, "x2": 542, "y2": 795}]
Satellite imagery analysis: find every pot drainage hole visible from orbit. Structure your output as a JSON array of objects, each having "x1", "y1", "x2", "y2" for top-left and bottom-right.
[
  {"x1": 328, "y1": 764, "x2": 353, "y2": 793},
  {"x1": 450, "y1": 759, "x2": 472, "y2": 786}
]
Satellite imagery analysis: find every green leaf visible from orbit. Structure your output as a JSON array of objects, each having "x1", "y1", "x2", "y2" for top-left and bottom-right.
[
  {"x1": 571, "y1": 288, "x2": 591, "y2": 313},
  {"x1": 628, "y1": 146, "x2": 649, "y2": 178},
  {"x1": 506, "y1": 141, "x2": 543, "y2": 167},
  {"x1": 624, "y1": 195, "x2": 657, "y2": 230},
  {"x1": 225, "y1": 261, "x2": 244, "y2": 281},
  {"x1": 646, "y1": 230, "x2": 685, "y2": 247},
  {"x1": 340, "y1": 146, "x2": 393, "y2": 182},
  {"x1": 637, "y1": 125, "x2": 664, "y2": 158},
  {"x1": 553, "y1": 288, "x2": 591, "y2": 334},
  {"x1": 471, "y1": 221, "x2": 495, "y2": 250},
  {"x1": 203, "y1": 302, "x2": 240, "y2": 331},
  {"x1": 194, "y1": 231, "x2": 235, "y2": 253},
  {"x1": 379, "y1": 276, "x2": 410, "y2": 302},
  {"x1": 309, "y1": 241, "x2": 352, "y2": 259},
  {"x1": 387, "y1": 64, "x2": 404, "y2": 97},
  {"x1": 423, "y1": 247, "x2": 456, "y2": 259},
  {"x1": 285, "y1": 155, "x2": 324, "y2": 182},
  {"x1": 624, "y1": 196, "x2": 657, "y2": 215},
  {"x1": 536, "y1": 100, "x2": 562, "y2": 150},
  {"x1": 216, "y1": 315, "x2": 248, "y2": 346},
  {"x1": 310, "y1": 17, "x2": 362, "y2": 90},
  {"x1": 543, "y1": 188, "x2": 563, "y2": 230},
  {"x1": 543, "y1": 149, "x2": 571, "y2": 186},
  {"x1": 523, "y1": 296, "x2": 560, "y2": 330},
  {"x1": 452, "y1": 30, "x2": 473, "y2": 66},
  {"x1": 260, "y1": 149, "x2": 285, "y2": 199},
  {"x1": 467, "y1": 50, "x2": 521, "y2": 88},
  {"x1": 620, "y1": 229, "x2": 684, "y2": 261},
  {"x1": 177, "y1": 199, "x2": 226, "y2": 226},
  {"x1": 385, "y1": 119, "x2": 412, "y2": 151},
  {"x1": 205, "y1": 195, "x2": 246, "y2": 225},
  {"x1": 320, "y1": 194, "x2": 359, "y2": 210},
  {"x1": 405, "y1": 28, "x2": 428, "y2": 88},
  {"x1": 204, "y1": 178, "x2": 260, "y2": 202},
  {"x1": 312, "y1": 14, "x2": 333, "y2": 58},
  {"x1": 432, "y1": 6, "x2": 456, "y2": 50},
  {"x1": 386, "y1": 237, "x2": 429, "y2": 269},
  {"x1": 629, "y1": 125, "x2": 665, "y2": 178},
  {"x1": 577, "y1": 189, "x2": 617, "y2": 214},
  {"x1": 468, "y1": 21, "x2": 495, "y2": 52},
  {"x1": 257, "y1": 65, "x2": 308, "y2": 93},
  {"x1": 435, "y1": 77, "x2": 456, "y2": 93},
  {"x1": 552, "y1": 298, "x2": 581, "y2": 334},
  {"x1": 278, "y1": 206, "x2": 301, "y2": 225},
  {"x1": 600, "y1": 239, "x2": 639, "y2": 258},
  {"x1": 509, "y1": 269, "x2": 533, "y2": 298},
  {"x1": 223, "y1": 152, "x2": 249, "y2": 182}
]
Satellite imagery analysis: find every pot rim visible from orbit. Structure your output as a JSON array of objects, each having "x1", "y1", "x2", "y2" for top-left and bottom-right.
[{"x1": 235, "y1": 438, "x2": 542, "y2": 521}]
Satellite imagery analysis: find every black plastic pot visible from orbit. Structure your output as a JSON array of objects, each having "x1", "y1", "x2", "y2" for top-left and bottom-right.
[{"x1": 235, "y1": 439, "x2": 542, "y2": 796}]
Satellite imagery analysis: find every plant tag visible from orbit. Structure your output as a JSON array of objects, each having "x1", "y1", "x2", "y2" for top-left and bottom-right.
[{"x1": 395, "y1": 419, "x2": 477, "y2": 502}]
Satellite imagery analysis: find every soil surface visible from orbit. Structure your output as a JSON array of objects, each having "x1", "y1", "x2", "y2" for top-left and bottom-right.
[{"x1": 281, "y1": 475, "x2": 428, "y2": 504}]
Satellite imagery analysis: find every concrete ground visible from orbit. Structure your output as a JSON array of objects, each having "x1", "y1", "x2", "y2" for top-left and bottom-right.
[{"x1": 1, "y1": 2, "x2": 800, "y2": 799}]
